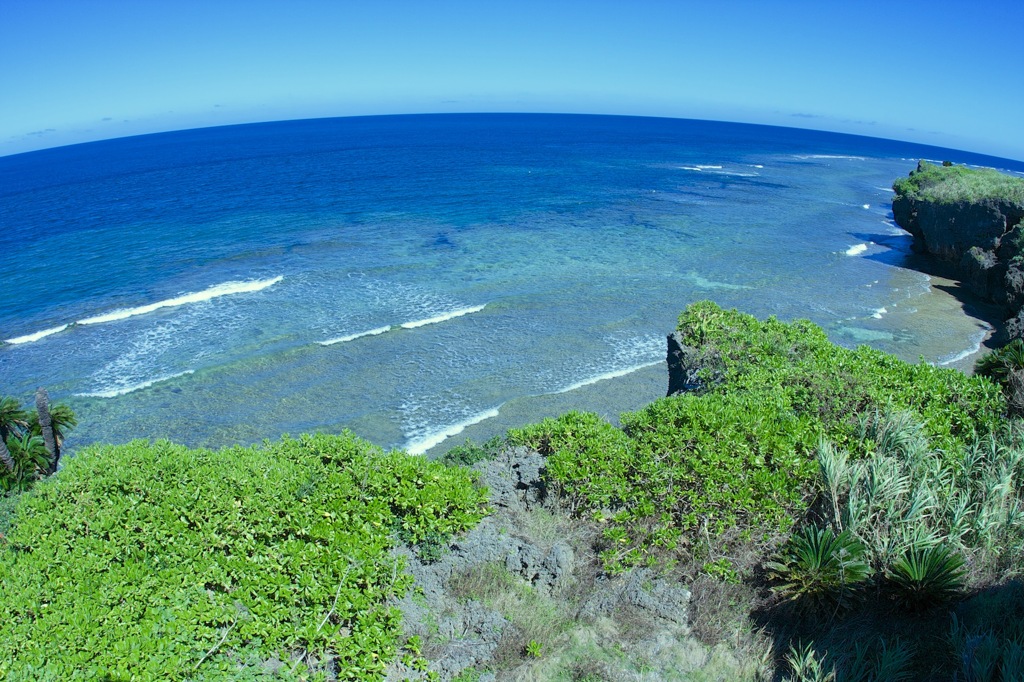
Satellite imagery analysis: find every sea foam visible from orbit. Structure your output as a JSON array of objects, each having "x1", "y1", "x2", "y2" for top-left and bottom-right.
[
  {"x1": 318, "y1": 326, "x2": 391, "y2": 346},
  {"x1": 794, "y1": 154, "x2": 866, "y2": 161},
  {"x1": 77, "y1": 370, "x2": 195, "y2": 398},
  {"x1": 404, "y1": 407, "x2": 502, "y2": 455},
  {"x1": 4, "y1": 324, "x2": 70, "y2": 345},
  {"x1": 78, "y1": 276, "x2": 284, "y2": 326},
  {"x1": 685, "y1": 272, "x2": 753, "y2": 291},
  {"x1": 400, "y1": 304, "x2": 487, "y2": 329},
  {"x1": 937, "y1": 328, "x2": 991, "y2": 366},
  {"x1": 553, "y1": 360, "x2": 662, "y2": 394},
  {"x1": 679, "y1": 164, "x2": 757, "y2": 177},
  {"x1": 845, "y1": 243, "x2": 869, "y2": 256},
  {"x1": 5, "y1": 277, "x2": 284, "y2": 345}
]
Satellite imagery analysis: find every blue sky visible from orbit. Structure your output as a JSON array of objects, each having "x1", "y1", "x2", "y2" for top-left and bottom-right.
[{"x1": 3, "y1": 0, "x2": 1023, "y2": 160}]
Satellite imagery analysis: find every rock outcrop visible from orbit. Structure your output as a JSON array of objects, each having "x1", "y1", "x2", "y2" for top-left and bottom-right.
[
  {"x1": 387, "y1": 445, "x2": 693, "y2": 681},
  {"x1": 666, "y1": 331, "x2": 721, "y2": 397},
  {"x1": 892, "y1": 161, "x2": 1024, "y2": 341}
]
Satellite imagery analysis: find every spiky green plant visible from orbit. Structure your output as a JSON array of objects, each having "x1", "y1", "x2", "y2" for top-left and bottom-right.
[
  {"x1": 841, "y1": 637, "x2": 914, "y2": 682},
  {"x1": 0, "y1": 433, "x2": 49, "y2": 492},
  {"x1": 768, "y1": 525, "x2": 870, "y2": 613},
  {"x1": 976, "y1": 340, "x2": 1024, "y2": 415},
  {"x1": 975, "y1": 339, "x2": 1024, "y2": 385},
  {"x1": 0, "y1": 396, "x2": 29, "y2": 444},
  {"x1": 888, "y1": 544, "x2": 966, "y2": 609},
  {"x1": 782, "y1": 643, "x2": 836, "y2": 682}
]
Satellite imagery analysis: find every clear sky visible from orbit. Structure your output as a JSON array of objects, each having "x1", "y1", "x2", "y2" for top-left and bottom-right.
[{"x1": 2, "y1": 0, "x2": 1022, "y2": 160}]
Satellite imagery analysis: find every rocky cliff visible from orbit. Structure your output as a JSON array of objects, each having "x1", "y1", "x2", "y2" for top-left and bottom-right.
[{"x1": 892, "y1": 161, "x2": 1024, "y2": 340}]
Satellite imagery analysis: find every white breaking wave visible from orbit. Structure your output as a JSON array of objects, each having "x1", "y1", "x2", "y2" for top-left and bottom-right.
[
  {"x1": 5, "y1": 276, "x2": 284, "y2": 345},
  {"x1": 872, "y1": 307, "x2": 887, "y2": 319},
  {"x1": 679, "y1": 164, "x2": 757, "y2": 177},
  {"x1": 79, "y1": 276, "x2": 284, "y2": 326},
  {"x1": 552, "y1": 360, "x2": 662, "y2": 395},
  {"x1": 862, "y1": 204, "x2": 871, "y2": 209},
  {"x1": 845, "y1": 243, "x2": 869, "y2": 256},
  {"x1": 319, "y1": 326, "x2": 391, "y2": 346},
  {"x1": 937, "y1": 328, "x2": 991, "y2": 366},
  {"x1": 400, "y1": 304, "x2": 487, "y2": 329},
  {"x1": 5, "y1": 324, "x2": 70, "y2": 345},
  {"x1": 794, "y1": 154, "x2": 866, "y2": 161},
  {"x1": 938, "y1": 343, "x2": 983, "y2": 367},
  {"x1": 77, "y1": 370, "x2": 195, "y2": 398},
  {"x1": 404, "y1": 407, "x2": 502, "y2": 455}
]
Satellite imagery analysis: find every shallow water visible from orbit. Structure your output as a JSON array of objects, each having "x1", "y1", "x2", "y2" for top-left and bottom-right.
[{"x1": 2, "y1": 114, "x2": 1021, "y2": 454}]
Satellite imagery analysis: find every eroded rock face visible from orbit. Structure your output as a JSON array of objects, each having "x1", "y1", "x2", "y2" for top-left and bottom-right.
[
  {"x1": 666, "y1": 331, "x2": 721, "y2": 396},
  {"x1": 892, "y1": 168, "x2": 1024, "y2": 341},
  {"x1": 910, "y1": 199, "x2": 1019, "y2": 261}
]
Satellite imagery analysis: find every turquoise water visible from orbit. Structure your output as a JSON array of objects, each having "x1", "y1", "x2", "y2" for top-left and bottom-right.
[{"x1": 2, "y1": 114, "x2": 1022, "y2": 454}]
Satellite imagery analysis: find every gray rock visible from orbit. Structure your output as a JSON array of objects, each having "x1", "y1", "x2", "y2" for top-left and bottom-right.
[
  {"x1": 666, "y1": 332, "x2": 721, "y2": 397},
  {"x1": 541, "y1": 543, "x2": 574, "y2": 590},
  {"x1": 579, "y1": 568, "x2": 690, "y2": 628},
  {"x1": 960, "y1": 246, "x2": 998, "y2": 299},
  {"x1": 389, "y1": 445, "x2": 567, "y2": 680},
  {"x1": 503, "y1": 540, "x2": 574, "y2": 590}
]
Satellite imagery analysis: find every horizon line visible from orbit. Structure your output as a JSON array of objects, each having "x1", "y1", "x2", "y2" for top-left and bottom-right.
[{"x1": 3, "y1": 111, "x2": 1023, "y2": 168}]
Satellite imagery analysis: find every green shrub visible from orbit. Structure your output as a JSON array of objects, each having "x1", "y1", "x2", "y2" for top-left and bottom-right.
[
  {"x1": 508, "y1": 411, "x2": 634, "y2": 514},
  {"x1": 952, "y1": 582, "x2": 1024, "y2": 682},
  {"x1": 767, "y1": 525, "x2": 870, "y2": 613},
  {"x1": 506, "y1": 303, "x2": 1005, "y2": 574},
  {"x1": 439, "y1": 435, "x2": 505, "y2": 467},
  {"x1": 782, "y1": 642, "x2": 836, "y2": 682},
  {"x1": 892, "y1": 161, "x2": 1024, "y2": 205},
  {"x1": 975, "y1": 340, "x2": 1024, "y2": 385},
  {"x1": 812, "y1": 415, "x2": 1024, "y2": 581},
  {"x1": 0, "y1": 432, "x2": 488, "y2": 680},
  {"x1": 675, "y1": 302, "x2": 1005, "y2": 457},
  {"x1": 887, "y1": 545, "x2": 966, "y2": 609}
]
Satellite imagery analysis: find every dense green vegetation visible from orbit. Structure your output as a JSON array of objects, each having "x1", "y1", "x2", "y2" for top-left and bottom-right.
[
  {"x1": 0, "y1": 433, "x2": 487, "y2": 680},
  {"x1": 892, "y1": 160, "x2": 1024, "y2": 204},
  {"x1": 509, "y1": 302, "x2": 1004, "y2": 575},
  {"x1": 3, "y1": 301, "x2": 1023, "y2": 680},
  {"x1": 504, "y1": 302, "x2": 1024, "y2": 679}
]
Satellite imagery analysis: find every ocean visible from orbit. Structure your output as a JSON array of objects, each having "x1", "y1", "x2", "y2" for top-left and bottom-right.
[{"x1": 2, "y1": 113, "x2": 1022, "y2": 456}]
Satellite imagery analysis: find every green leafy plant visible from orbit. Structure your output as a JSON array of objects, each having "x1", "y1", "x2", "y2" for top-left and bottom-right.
[
  {"x1": 440, "y1": 435, "x2": 504, "y2": 467},
  {"x1": 975, "y1": 339, "x2": 1024, "y2": 415},
  {"x1": 525, "y1": 639, "x2": 543, "y2": 658},
  {"x1": 505, "y1": 303, "x2": 1004, "y2": 574},
  {"x1": 782, "y1": 642, "x2": 836, "y2": 682},
  {"x1": 767, "y1": 525, "x2": 870, "y2": 613},
  {"x1": 893, "y1": 160, "x2": 1024, "y2": 205},
  {"x1": 841, "y1": 637, "x2": 914, "y2": 682},
  {"x1": 0, "y1": 432, "x2": 488, "y2": 678},
  {"x1": 887, "y1": 544, "x2": 966, "y2": 609}
]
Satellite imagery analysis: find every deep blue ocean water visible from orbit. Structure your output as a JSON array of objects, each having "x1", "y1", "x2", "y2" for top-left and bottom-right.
[{"x1": 3, "y1": 114, "x2": 1023, "y2": 455}]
